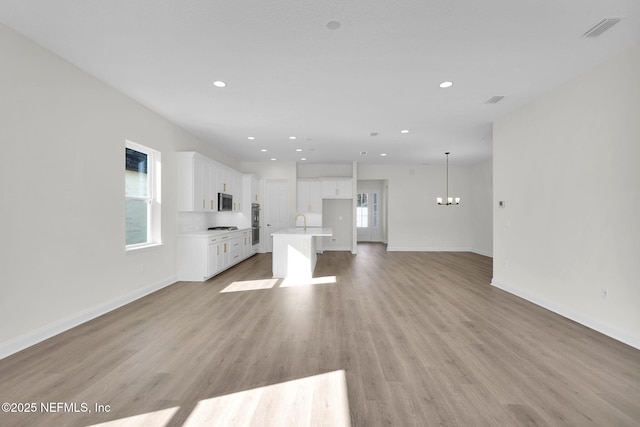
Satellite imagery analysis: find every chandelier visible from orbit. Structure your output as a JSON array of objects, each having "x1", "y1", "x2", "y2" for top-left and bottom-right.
[{"x1": 436, "y1": 152, "x2": 460, "y2": 205}]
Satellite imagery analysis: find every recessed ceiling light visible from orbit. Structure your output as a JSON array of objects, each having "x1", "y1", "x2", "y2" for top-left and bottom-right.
[
  {"x1": 300, "y1": 158, "x2": 307, "y2": 161},
  {"x1": 270, "y1": 158, "x2": 277, "y2": 161},
  {"x1": 439, "y1": 81, "x2": 453, "y2": 88},
  {"x1": 247, "y1": 136, "x2": 255, "y2": 140},
  {"x1": 260, "y1": 149, "x2": 267, "y2": 152},
  {"x1": 381, "y1": 153, "x2": 387, "y2": 156},
  {"x1": 360, "y1": 151, "x2": 368, "y2": 155},
  {"x1": 327, "y1": 21, "x2": 341, "y2": 30},
  {"x1": 213, "y1": 80, "x2": 227, "y2": 88},
  {"x1": 296, "y1": 148, "x2": 302, "y2": 152},
  {"x1": 289, "y1": 136, "x2": 297, "y2": 140},
  {"x1": 401, "y1": 130, "x2": 409, "y2": 134}
]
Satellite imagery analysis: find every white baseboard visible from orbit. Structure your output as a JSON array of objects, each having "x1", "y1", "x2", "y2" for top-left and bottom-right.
[
  {"x1": 387, "y1": 246, "x2": 472, "y2": 252},
  {"x1": 384, "y1": 246, "x2": 492, "y2": 257},
  {"x1": 0, "y1": 276, "x2": 177, "y2": 360},
  {"x1": 471, "y1": 248, "x2": 493, "y2": 258},
  {"x1": 491, "y1": 279, "x2": 640, "y2": 351},
  {"x1": 323, "y1": 246, "x2": 352, "y2": 251}
]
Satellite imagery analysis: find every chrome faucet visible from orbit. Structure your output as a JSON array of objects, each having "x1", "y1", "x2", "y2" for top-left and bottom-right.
[{"x1": 295, "y1": 213, "x2": 307, "y2": 230}]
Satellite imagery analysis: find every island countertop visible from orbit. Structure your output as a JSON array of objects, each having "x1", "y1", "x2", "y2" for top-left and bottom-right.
[
  {"x1": 270, "y1": 227, "x2": 333, "y2": 278},
  {"x1": 271, "y1": 227, "x2": 333, "y2": 237}
]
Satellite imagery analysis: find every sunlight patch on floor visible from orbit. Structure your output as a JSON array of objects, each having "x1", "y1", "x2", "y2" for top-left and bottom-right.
[
  {"x1": 220, "y1": 279, "x2": 280, "y2": 293},
  {"x1": 280, "y1": 276, "x2": 337, "y2": 288},
  {"x1": 221, "y1": 276, "x2": 338, "y2": 293},
  {"x1": 87, "y1": 406, "x2": 179, "y2": 427},
  {"x1": 183, "y1": 370, "x2": 351, "y2": 427}
]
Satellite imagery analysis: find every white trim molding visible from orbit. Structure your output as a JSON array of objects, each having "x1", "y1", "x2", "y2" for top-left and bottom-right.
[
  {"x1": 0, "y1": 277, "x2": 177, "y2": 360},
  {"x1": 385, "y1": 246, "x2": 492, "y2": 257},
  {"x1": 387, "y1": 246, "x2": 473, "y2": 252},
  {"x1": 471, "y1": 248, "x2": 493, "y2": 258},
  {"x1": 491, "y1": 279, "x2": 640, "y2": 351}
]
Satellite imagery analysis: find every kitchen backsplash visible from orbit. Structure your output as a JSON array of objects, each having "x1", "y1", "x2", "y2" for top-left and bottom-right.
[{"x1": 178, "y1": 212, "x2": 248, "y2": 233}]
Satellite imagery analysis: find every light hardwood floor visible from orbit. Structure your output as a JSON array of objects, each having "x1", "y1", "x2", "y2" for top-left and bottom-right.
[{"x1": 1, "y1": 244, "x2": 639, "y2": 426}]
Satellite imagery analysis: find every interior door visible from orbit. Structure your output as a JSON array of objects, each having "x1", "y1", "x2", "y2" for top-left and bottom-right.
[
  {"x1": 356, "y1": 180, "x2": 384, "y2": 242},
  {"x1": 264, "y1": 179, "x2": 289, "y2": 252}
]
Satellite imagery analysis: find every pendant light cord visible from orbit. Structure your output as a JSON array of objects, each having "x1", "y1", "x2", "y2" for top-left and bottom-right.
[{"x1": 445, "y1": 152, "x2": 450, "y2": 202}]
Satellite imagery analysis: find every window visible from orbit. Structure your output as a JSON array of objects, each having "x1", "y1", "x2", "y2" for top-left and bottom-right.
[
  {"x1": 125, "y1": 140, "x2": 161, "y2": 250},
  {"x1": 356, "y1": 193, "x2": 368, "y2": 228},
  {"x1": 372, "y1": 192, "x2": 378, "y2": 227},
  {"x1": 357, "y1": 192, "x2": 379, "y2": 229}
]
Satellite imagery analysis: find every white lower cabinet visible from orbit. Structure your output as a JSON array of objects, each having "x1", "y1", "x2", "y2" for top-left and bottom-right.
[
  {"x1": 178, "y1": 229, "x2": 254, "y2": 281},
  {"x1": 207, "y1": 240, "x2": 218, "y2": 277},
  {"x1": 242, "y1": 230, "x2": 252, "y2": 258},
  {"x1": 228, "y1": 236, "x2": 243, "y2": 265}
]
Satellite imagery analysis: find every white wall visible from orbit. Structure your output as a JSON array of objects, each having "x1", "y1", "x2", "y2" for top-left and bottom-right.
[
  {"x1": 470, "y1": 159, "x2": 493, "y2": 256},
  {"x1": 0, "y1": 23, "x2": 236, "y2": 358},
  {"x1": 358, "y1": 164, "x2": 492, "y2": 253},
  {"x1": 297, "y1": 163, "x2": 353, "y2": 178},
  {"x1": 322, "y1": 200, "x2": 353, "y2": 250},
  {"x1": 493, "y1": 42, "x2": 640, "y2": 349}
]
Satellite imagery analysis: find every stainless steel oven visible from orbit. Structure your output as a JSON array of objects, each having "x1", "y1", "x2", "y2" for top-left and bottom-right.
[{"x1": 251, "y1": 203, "x2": 260, "y2": 245}]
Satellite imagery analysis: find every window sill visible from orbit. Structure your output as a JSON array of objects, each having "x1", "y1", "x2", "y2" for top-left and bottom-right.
[{"x1": 126, "y1": 242, "x2": 164, "y2": 253}]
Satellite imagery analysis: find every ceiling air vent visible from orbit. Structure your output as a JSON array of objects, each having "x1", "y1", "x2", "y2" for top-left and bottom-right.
[
  {"x1": 583, "y1": 18, "x2": 622, "y2": 38},
  {"x1": 485, "y1": 96, "x2": 505, "y2": 104}
]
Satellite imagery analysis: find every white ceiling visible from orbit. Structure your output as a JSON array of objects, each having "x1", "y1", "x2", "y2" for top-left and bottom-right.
[{"x1": 1, "y1": 0, "x2": 639, "y2": 165}]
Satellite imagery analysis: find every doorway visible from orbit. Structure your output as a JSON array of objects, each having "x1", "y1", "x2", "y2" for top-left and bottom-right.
[
  {"x1": 356, "y1": 180, "x2": 386, "y2": 243},
  {"x1": 264, "y1": 179, "x2": 289, "y2": 252}
]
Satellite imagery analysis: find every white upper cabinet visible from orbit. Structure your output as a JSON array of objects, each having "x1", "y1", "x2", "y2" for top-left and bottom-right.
[
  {"x1": 215, "y1": 164, "x2": 242, "y2": 210},
  {"x1": 243, "y1": 174, "x2": 261, "y2": 206},
  {"x1": 178, "y1": 151, "x2": 249, "y2": 212},
  {"x1": 204, "y1": 160, "x2": 217, "y2": 211},
  {"x1": 177, "y1": 152, "x2": 217, "y2": 212},
  {"x1": 216, "y1": 166, "x2": 231, "y2": 194},
  {"x1": 321, "y1": 177, "x2": 353, "y2": 199},
  {"x1": 252, "y1": 175, "x2": 260, "y2": 204},
  {"x1": 297, "y1": 179, "x2": 323, "y2": 213}
]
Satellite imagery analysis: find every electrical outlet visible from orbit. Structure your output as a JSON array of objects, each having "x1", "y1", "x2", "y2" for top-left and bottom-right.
[
  {"x1": 331, "y1": 237, "x2": 337, "y2": 243},
  {"x1": 601, "y1": 288, "x2": 608, "y2": 299}
]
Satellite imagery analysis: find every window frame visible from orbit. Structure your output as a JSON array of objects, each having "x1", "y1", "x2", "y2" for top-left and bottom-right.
[{"x1": 125, "y1": 140, "x2": 162, "y2": 251}]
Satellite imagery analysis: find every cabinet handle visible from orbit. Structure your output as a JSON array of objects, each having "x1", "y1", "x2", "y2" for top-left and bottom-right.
[
  {"x1": 203, "y1": 199, "x2": 205, "y2": 209},
  {"x1": 217, "y1": 246, "x2": 219, "y2": 255},
  {"x1": 224, "y1": 183, "x2": 227, "y2": 192},
  {"x1": 210, "y1": 200, "x2": 214, "y2": 210},
  {"x1": 224, "y1": 243, "x2": 227, "y2": 252}
]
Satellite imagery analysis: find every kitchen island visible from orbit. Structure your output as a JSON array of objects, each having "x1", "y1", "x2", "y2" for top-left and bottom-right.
[{"x1": 271, "y1": 227, "x2": 333, "y2": 278}]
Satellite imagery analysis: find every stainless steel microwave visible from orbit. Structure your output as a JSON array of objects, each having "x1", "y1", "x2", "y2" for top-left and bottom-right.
[{"x1": 218, "y1": 193, "x2": 233, "y2": 211}]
